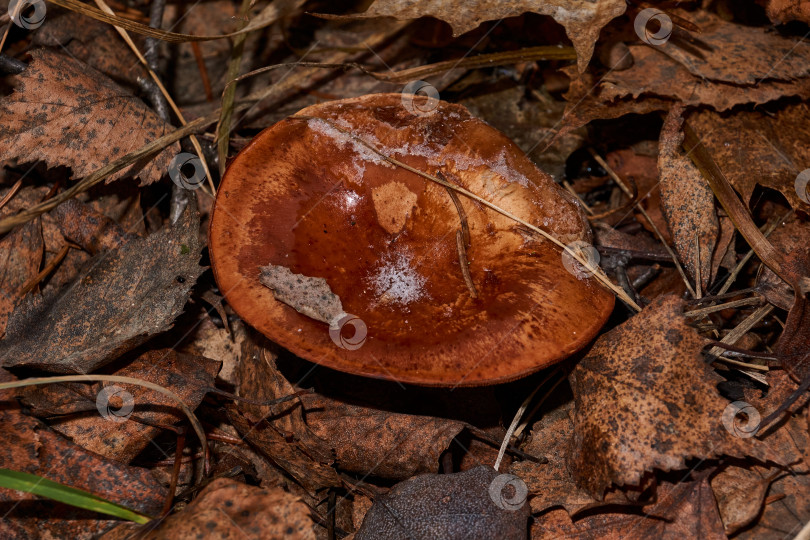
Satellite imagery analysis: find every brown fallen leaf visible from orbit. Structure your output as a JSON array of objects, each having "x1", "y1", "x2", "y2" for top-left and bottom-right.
[
  {"x1": 686, "y1": 103, "x2": 810, "y2": 213},
  {"x1": 711, "y1": 464, "x2": 780, "y2": 535},
  {"x1": 33, "y1": 12, "x2": 149, "y2": 88},
  {"x1": 0, "y1": 187, "x2": 44, "y2": 334},
  {"x1": 756, "y1": 218, "x2": 810, "y2": 311},
  {"x1": 0, "y1": 201, "x2": 204, "y2": 374},
  {"x1": 532, "y1": 476, "x2": 726, "y2": 539},
  {"x1": 656, "y1": 10, "x2": 810, "y2": 85},
  {"x1": 51, "y1": 198, "x2": 133, "y2": 254},
  {"x1": 19, "y1": 349, "x2": 220, "y2": 462},
  {"x1": 301, "y1": 391, "x2": 466, "y2": 479},
  {"x1": 0, "y1": 369, "x2": 166, "y2": 538},
  {"x1": 0, "y1": 48, "x2": 180, "y2": 185},
  {"x1": 336, "y1": 0, "x2": 626, "y2": 71},
  {"x1": 658, "y1": 106, "x2": 718, "y2": 291},
  {"x1": 105, "y1": 477, "x2": 316, "y2": 540},
  {"x1": 355, "y1": 465, "x2": 529, "y2": 539},
  {"x1": 557, "y1": 68, "x2": 671, "y2": 138},
  {"x1": 765, "y1": 0, "x2": 810, "y2": 25},
  {"x1": 567, "y1": 294, "x2": 778, "y2": 498},
  {"x1": 510, "y1": 402, "x2": 603, "y2": 515},
  {"x1": 599, "y1": 45, "x2": 810, "y2": 111}
]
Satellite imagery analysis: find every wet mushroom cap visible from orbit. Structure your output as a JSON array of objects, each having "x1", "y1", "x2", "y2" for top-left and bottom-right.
[{"x1": 209, "y1": 93, "x2": 614, "y2": 386}]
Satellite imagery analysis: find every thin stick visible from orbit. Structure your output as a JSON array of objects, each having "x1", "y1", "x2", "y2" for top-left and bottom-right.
[
  {"x1": 694, "y1": 232, "x2": 702, "y2": 299},
  {"x1": 684, "y1": 296, "x2": 763, "y2": 318},
  {"x1": 0, "y1": 179, "x2": 22, "y2": 210},
  {"x1": 296, "y1": 116, "x2": 642, "y2": 311},
  {"x1": 19, "y1": 243, "x2": 72, "y2": 295},
  {"x1": 93, "y1": 0, "x2": 216, "y2": 196},
  {"x1": 706, "y1": 304, "x2": 774, "y2": 360},
  {"x1": 456, "y1": 230, "x2": 477, "y2": 298}
]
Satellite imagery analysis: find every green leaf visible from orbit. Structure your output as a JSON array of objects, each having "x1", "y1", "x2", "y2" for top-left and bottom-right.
[{"x1": 0, "y1": 469, "x2": 153, "y2": 524}]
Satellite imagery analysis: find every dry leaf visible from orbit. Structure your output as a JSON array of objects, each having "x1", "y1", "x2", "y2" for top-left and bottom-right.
[
  {"x1": 510, "y1": 402, "x2": 601, "y2": 514},
  {"x1": 259, "y1": 264, "x2": 345, "y2": 325},
  {"x1": 0, "y1": 48, "x2": 179, "y2": 185},
  {"x1": 711, "y1": 465, "x2": 778, "y2": 535},
  {"x1": 600, "y1": 45, "x2": 810, "y2": 111},
  {"x1": 0, "y1": 368, "x2": 166, "y2": 538},
  {"x1": 0, "y1": 202, "x2": 203, "y2": 373},
  {"x1": 568, "y1": 294, "x2": 777, "y2": 498},
  {"x1": 126, "y1": 477, "x2": 316, "y2": 540},
  {"x1": 20, "y1": 349, "x2": 220, "y2": 462},
  {"x1": 355, "y1": 465, "x2": 529, "y2": 539},
  {"x1": 532, "y1": 476, "x2": 726, "y2": 539},
  {"x1": 0, "y1": 187, "x2": 44, "y2": 333},
  {"x1": 686, "y1": 103, "x2": 810, "y2": 212},
  {"x1": 657, "y1": 10, "x2": 810, "y2": 84},
  {"x1": 765, "y1": 0, "x2": 810, "y2": 25},
  {"x1": 658, "y1": 106, "x2": 718, "y2": 291},
  {"x1": 301, "y1": 392, "x2": 466, "y2": 479},
  {"x1": 342, "y1": 0, "x2": 625, "y2": 71}
]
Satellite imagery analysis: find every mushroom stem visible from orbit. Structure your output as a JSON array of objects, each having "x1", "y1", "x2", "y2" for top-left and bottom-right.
[
  {"x1": 456, "y1": 230, "x2": 478, "y2": 299},
  {"x1": 295, "y1": 116, "x2": 641, "y2": 312}
]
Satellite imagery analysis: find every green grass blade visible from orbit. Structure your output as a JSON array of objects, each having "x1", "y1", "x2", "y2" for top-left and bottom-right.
[{"x1": 0, "y1": 469, "x2": 153, "y2": 524}]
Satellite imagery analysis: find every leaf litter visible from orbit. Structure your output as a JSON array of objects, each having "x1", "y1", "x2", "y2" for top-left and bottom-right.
[{"x1": 0, "y1": 0, "x2": 809, "y2": 538}]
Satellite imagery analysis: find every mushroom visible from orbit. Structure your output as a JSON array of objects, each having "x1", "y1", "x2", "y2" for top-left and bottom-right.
[{"x1": 209, "y1": 93, "x2": 614, "y2": 386}]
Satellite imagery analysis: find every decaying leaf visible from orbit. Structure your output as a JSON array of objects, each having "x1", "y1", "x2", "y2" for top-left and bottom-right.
[
  {"x1": 19, "y1": 349, "x2": 220, "y2": 462},
  {"x1": 0, "y1": 48, "x2": 179, "y2": 185},
  {"x1": 340, "y1": 0, "x2": 625, "y2": 71},
  {"x1": 599, "y1": 45, "x2": 810, "y2": 111},
  {"x1": 355, "y1": 465, "x2": 529, "y2": 539},
  {"x1": 658, "y1": 106, "x2": 718, "y2": 291},
  {"x1": 301, "y1": 392, "x2": 466, "y2": 479},
  {"x1": 711, "y1": 465, "x2": 779, "y2": 535},
  {"x1": 657, "y1": 10, "x2": 810, "y2": 85},
  {"x1": 757, "y1": 218, "x2": 810, "y2": 311},
  {"x1": 686, "y1": 103, "x2": 810, "y2": 212},
  {"x1": 0, "y1": 187, "x2": 44, "y2": 334},
  {"x1": 510, "y1": 403, "x2": 601, "y2": 514},
  {"x1": 568, "y1": 294, "x2": 778, "y2": 498},
  {"x1": 259, "y1": 264, "x2": 345, "y2": 325},
  {"x1": 532, "y1": 476, "x2": 727, "y2": 539},
  {"x1": 0, "y1": 367, "x2": 166, "y2": 538},
  {"x1": 112, "y1": 477, "x2": 316, "y2": 539},
  {"x1": 765, "y1": 0, "x2": 810, "y2": 25},
  {"x1": 0, "y1": 202, "x2": 204, "y2": 374}
]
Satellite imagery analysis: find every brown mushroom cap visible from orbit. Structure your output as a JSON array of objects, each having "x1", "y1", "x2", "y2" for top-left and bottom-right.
[{"x1": 210, "y1": 93, "x2": 614, "y2": 386}]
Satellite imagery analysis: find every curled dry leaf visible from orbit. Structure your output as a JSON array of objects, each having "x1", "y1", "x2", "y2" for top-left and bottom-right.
[
  {"x1": 686, "y1": 103, "x2": 810, "y2": 213},
  {"x1": 599, "y1": 45, "x2": 810, "y2": 111},
  {"x1": 338, "y1": 0, "x2": 625, "y2": 71},
  {"x1": 118, "y1": 477, "x2": 315, "y2": 540},
  {"x1": 532, "y1": 476, "x2": 726, "y2": 540},
  {"x1": 231, "y1": 334, "x2": 341, "y2": 495},
  {"x1": 556, "y1": 67, "x2": 671, "y2": 137},
  {"x1": 0, "y1": 49, "x2": 179, "y2": 185},
  {"x1": 19, "y1": 349, "x2": 220, "y2": 462},
  {"x1": 568, "y1": 294, "x2": 778, "y2": 498},
  {"x1": 658, "y1": 106, "x2": 718, "y2": 291},
  {"x1": 355, "y1": 465, "x2": 529, "y2": 540},
  {"x1": 656, "y1": 10, "x2": 810, "y2": 85},
  {"x1": 0, "y1": 202, "x2": 204, "y2": 374}
]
